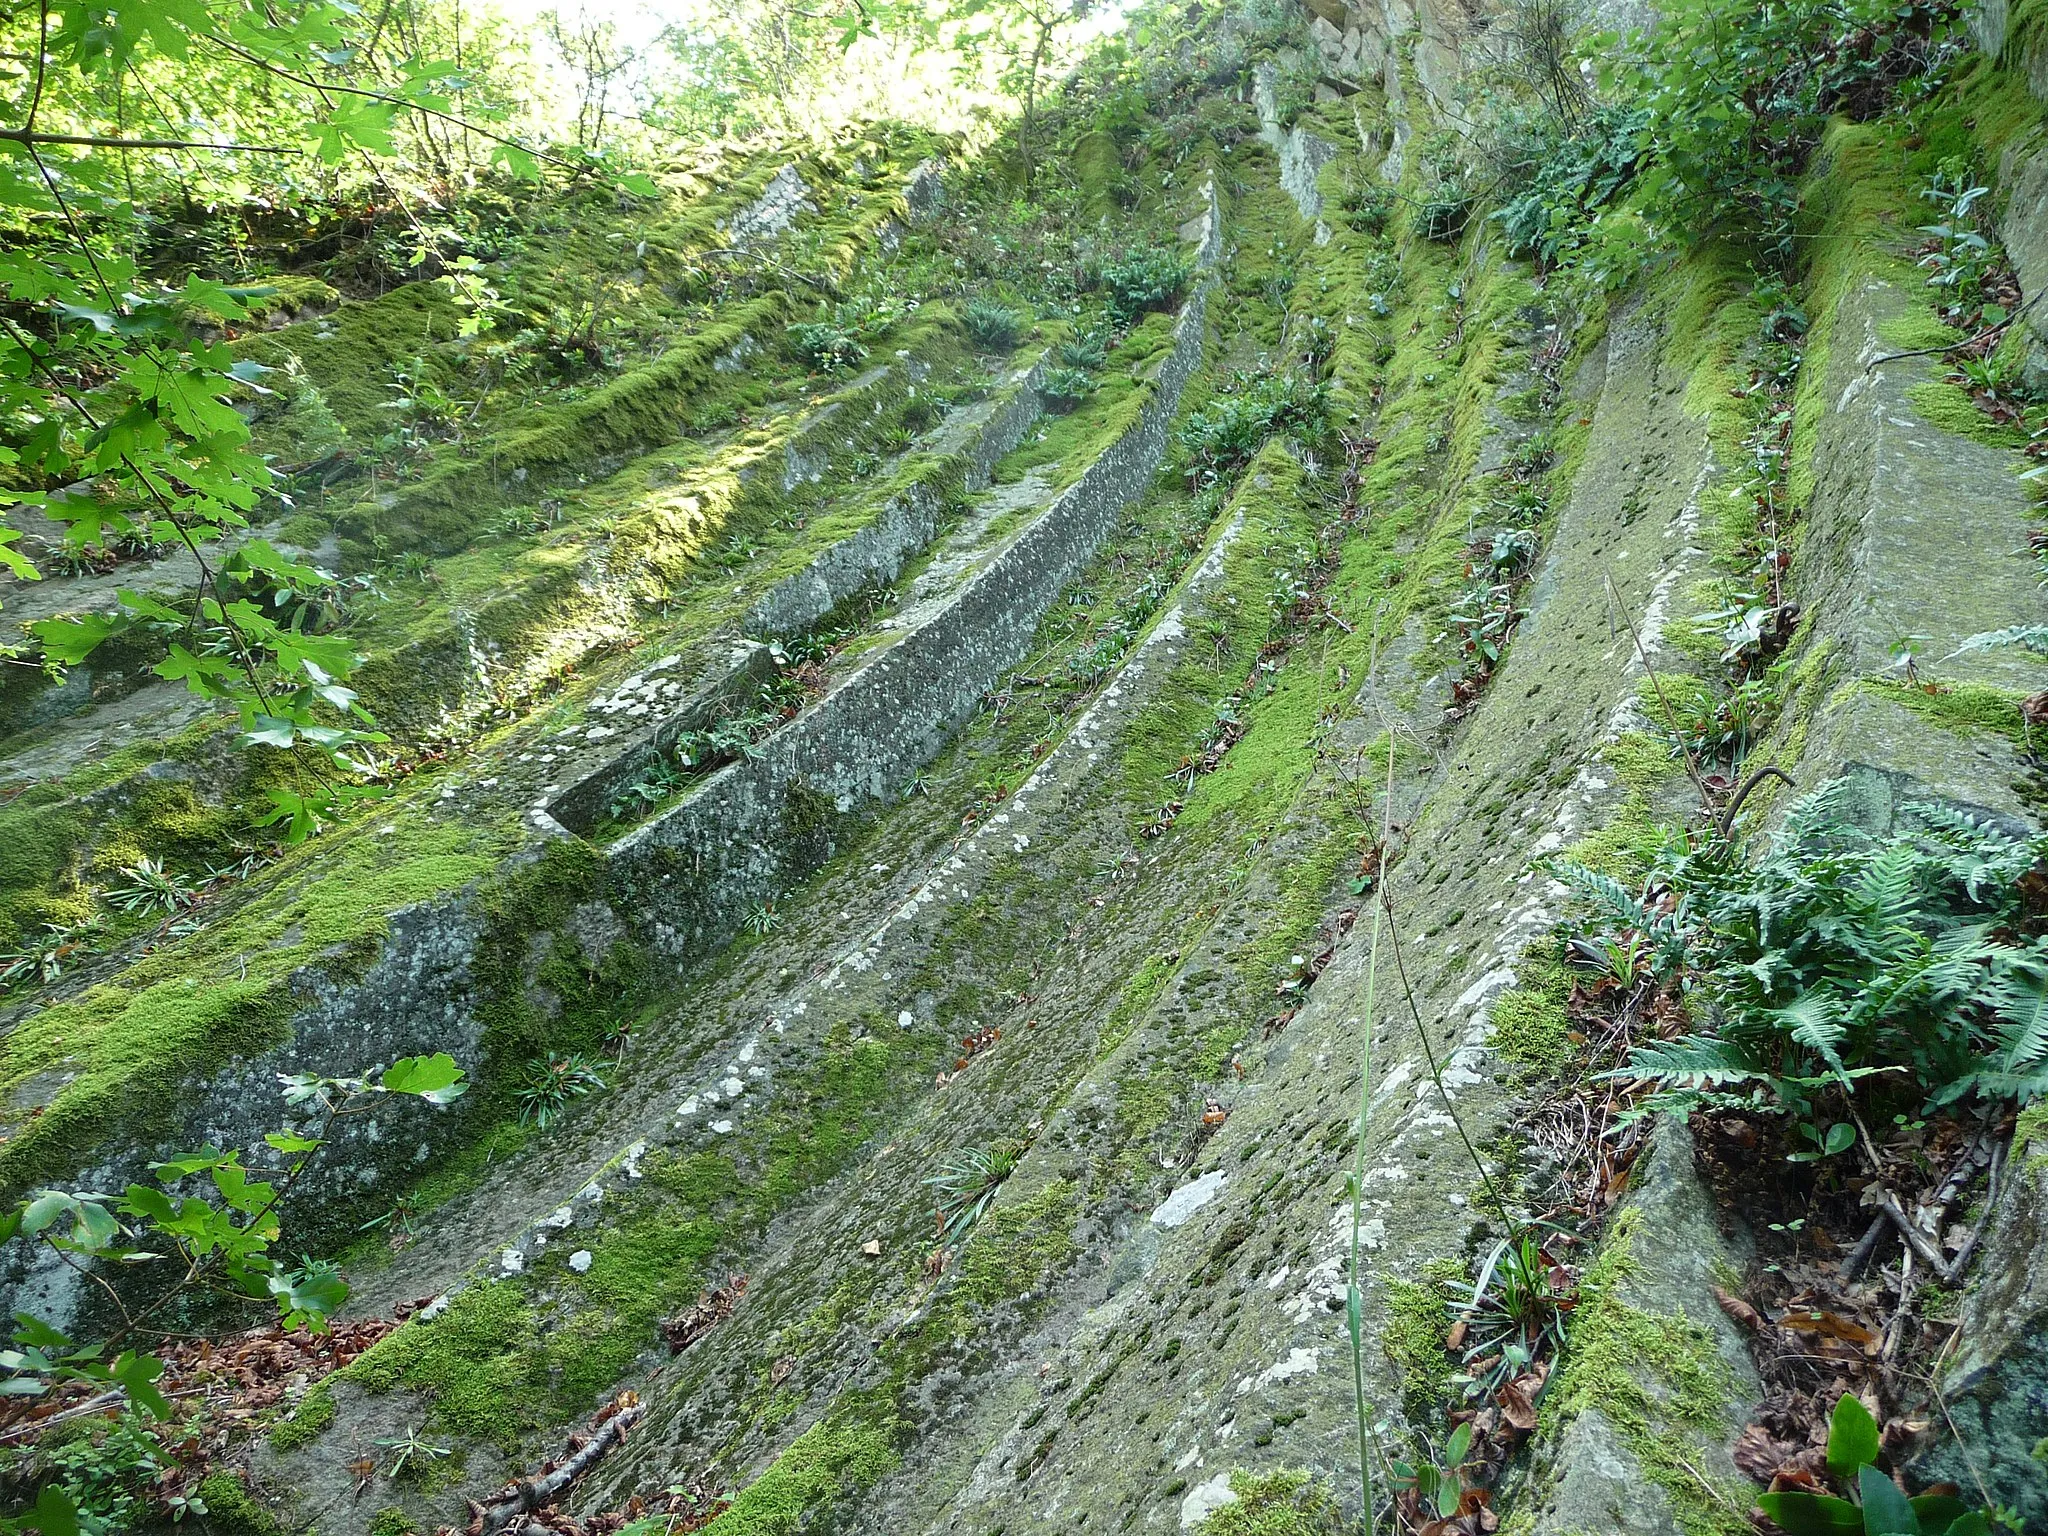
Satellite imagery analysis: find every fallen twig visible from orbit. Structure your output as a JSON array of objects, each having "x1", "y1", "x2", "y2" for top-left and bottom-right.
[
  {"x1": 470, "y1": 1397, "x2": 646, "y2": 1536},
  {"x1": 1863, "y1": 288, "x2": 2045, "y2": 373}
]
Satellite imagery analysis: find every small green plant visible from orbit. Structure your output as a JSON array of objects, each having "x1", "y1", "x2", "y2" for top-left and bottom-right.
[
  {"x1": 1388, "y1": 1419, "x2": 1478, "y2": 1523},
  {"x1": 375, "y1": 1426, "x2": 453, "y2": 1481},
  {"x1": 106, "y1": 856, "x2": 200, "y2": 915},
  {"x1": 1553, "y1": 786, "x2": 2048, "y2": 1124},
  {"x1": 1039, "y1": 365, "x2": 1095, "y2": 412},
  {"x1": 1178, "y1": 367, "x2": 1328, "y2": 486},
  {"x1": 925, "y1": 1142, "x2": 1019, "y2": 1250},
  {"x1": 1760, "y1": 1393, "x2": 1994, "y2": 1535},
  {"x1": 516, "y1": 1053, "x2": 608, "y2": 1128},
  {"x1": 0, "y1": 920, "x2": 101, "y2": 988},
  {"x1": 1059, "y1": 335, "x2": 1107, "y2": 370},
  {"x1": 743, "y1": 900, "x2": 781, "y2": 936},
  {"x1": 1918, "y1": 170, "x2": 1997, "y2": 321},
  {"x1": 961, "y1": 298, "x2": 1024, "y2": 351},
  {"x1": 1449, "y1": 1229, "x2": 1573, "y2": 1400},
  {"x1": 1100, "y1": 246, "x2": 1189, "y2": 325}
]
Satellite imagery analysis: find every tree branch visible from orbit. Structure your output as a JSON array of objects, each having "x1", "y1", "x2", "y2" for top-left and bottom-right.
[{"x1": 0, "y1": 129, "x2": 302, "y2": 154}]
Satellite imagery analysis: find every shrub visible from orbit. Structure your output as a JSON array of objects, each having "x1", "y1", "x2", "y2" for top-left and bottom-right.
[
  {"x1": 1177, "y1": 367, "x2": 1328, "y2": 485},
  {"x1": 1101, "y1": 246, "x2": 1189, "y2": 324},
  {"x1": 1039, "y1": 365, "x2": 1095, "y2": 412},
  {"x1": 961, "y1": 298, "x2": 1024, "y2": 351},
  {"x1": 1552, "y1": 786, "x2": 2048, "y2": 1124}
]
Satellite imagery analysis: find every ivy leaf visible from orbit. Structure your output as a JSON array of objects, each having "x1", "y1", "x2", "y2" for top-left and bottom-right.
[
  {"x1": 30, "y1": 611, "x2": 129, "y2": 666},
  {"x1": 379, "y1": 1054, "x2": 468, "y2": 1104},
  {"x1": 618, "y1": 171, "x2": 660, "y2": 198},
  {"x1": 110, "y1": 1349, "x2": 170, "y2": 1419}
]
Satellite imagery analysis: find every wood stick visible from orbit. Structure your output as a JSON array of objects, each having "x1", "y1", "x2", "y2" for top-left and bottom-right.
[{"x1": 474, "y1": 1401, "x2": 646, "y2": 1536}]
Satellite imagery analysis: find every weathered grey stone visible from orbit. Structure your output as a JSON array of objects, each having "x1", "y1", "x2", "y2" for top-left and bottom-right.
[
  {"x1": 721, "y1": 164, "x2": 815, "y2": 248},
  {"x1": 1780, "y1": 271, "x2": 2045, "y2": 832}
]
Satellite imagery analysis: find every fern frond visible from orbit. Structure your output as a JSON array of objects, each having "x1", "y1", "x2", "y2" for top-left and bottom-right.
[
  {"x1": 1770, "y1": 992, "x2": 1847, "y2": 1076},
  {"x1": 1989, "y1": 955, "x2": 2048, "y2": 1077},
  {"x1": 1948, "y1": 623, "x2": 2048, "y2": 659},
  {"x1": 1608, "y1": 1034, "x2": 1763, "y2": 1088}
]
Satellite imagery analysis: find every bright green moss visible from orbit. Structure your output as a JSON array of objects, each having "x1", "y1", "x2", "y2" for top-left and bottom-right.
[
  {"x1": 700, "y1": 1402, "x2": 901, "y2": 1536},
  {"x1": 194, "y1": 1473, "x2": 289, "y2": 1536},
  {"x1": 367, "y1": 1507, "x2": 418, "y2": 1536},
  {"x1": 955, "y1": 1179, "x2": 1081, "y2": 1305},
  {"x1": 341, "y1": 1280, "x2": 548, "y2": 1452},
  {"x1": 1907, "y1": 378, "x2": 2031, "y2": 449},
  {"x1": 1101, "y1": 950, "x2": 1181, "y2": 1054},
  {"x1": 1858, "y1": 676, "x2": 2033, "y2": 748},
  {"x1": 1380, "y1": 1258, "x2": 1461, "y2": 1420},
  {"x1": 267, "y1": 1379, "x2": 337, "y2": 1454},
  {"x1": 1488, "y1": 942, "x2": 1572, "y2": 1078},
  {"x1": 1194, "y1": 1468, "x2": 1343, "y2": 1535}
]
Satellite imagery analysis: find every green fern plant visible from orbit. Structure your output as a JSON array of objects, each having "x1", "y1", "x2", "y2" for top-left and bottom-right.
[{"x1": 1552, "y1": 785, "x2": 2048, "y2": 1120}]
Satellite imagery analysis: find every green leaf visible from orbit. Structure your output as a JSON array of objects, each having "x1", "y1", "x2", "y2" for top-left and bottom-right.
[
  {"x1": 239, "y1": 715, "x2": 302, "y2": 750},
  {"x1": 30, "y1": 611, "x2": 129, "y2": 666},
  {"x1": 111, "y1": 1349, "x2": 170, "y2": 1419},
  {"x1": 379, "y1": 1053, "x2": 467, "y2": 1104},
  {"x1": 1858, "y1": 1466, "x2": 1919, "y2": 1536},
  {"x1": 1824, "y1": 1121, "x2": 1856, "y2": 1155},
  {"x1": 269, "y1": 1264, "x2": 348, "y2": 1331},
  {"x1": 1756, "y1": 1491, "x2": 1864, "y2": 1536},
  {"x1": 1444, "y1": 1420, "x2": 1473, "y2": 1468},
  {"x1": 1907, "y1": 1497, "x2": 1968, "y2": 1531},
  {"x1": 28, "y1": 1483, "x2": 80, "y2": 1536},
  {"x1": 19, "y1": 1192, "x2": 71, "y2": 1238},
  {"x1": 1938, "y1": 1515, "x2": 1992, "y2": 1536},
  {"x1": 265, "y1": 1131, "x2": 322, "y2": 1155},
  {"x1": 618, "y1": 171, "x2": 660, "y2": 197},
  {"x1": 1827, "y1": 1391, "x2": 1881, "y2": 1479},
  {"x1": 0, "y1": 528, "x2": 38, "y2": 583}
]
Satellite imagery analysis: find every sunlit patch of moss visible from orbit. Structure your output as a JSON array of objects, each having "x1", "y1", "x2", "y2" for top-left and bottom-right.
[
  {"x1": 1193, "y1": 1467, "x2": 1343, "y2": 1535},
  {"x1": 954, "y1": 1178, "x2": 1080, "y2": 1305},
  {"x1": 699, "y1": 1398, "x2": 902, "y2": 1536}
]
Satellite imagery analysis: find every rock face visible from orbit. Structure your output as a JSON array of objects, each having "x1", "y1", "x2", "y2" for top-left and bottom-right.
[{"x1": 9, "y1": 4, "x2": 2048, "y2": 1535}]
